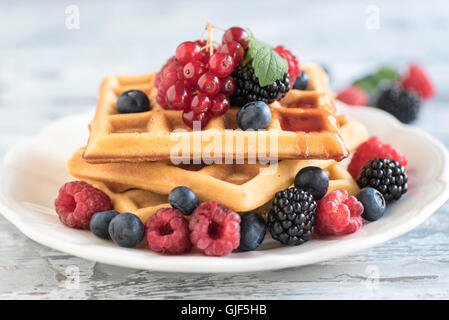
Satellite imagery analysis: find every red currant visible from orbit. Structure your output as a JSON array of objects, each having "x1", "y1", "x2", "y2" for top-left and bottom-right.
[
  {"x1": 162, "y1": 56, "x2": 177, "y2": 69},
  {"x1": 191, "y1": 94, "x2": 211, "y2": 114},
  {"x1": 158, "y1": 58, "x2": 189, "y2": 97},
  {"x1": 209, "y1": 94, "x2": 230, "y2": 117},
  {"x1": 162, "y1": 62, "x2": 178, "y2": 76},
  {"x1": 197, "y1": 72, "x2": 221, "y2": 96},
  {"x1": 155, "y1": 56, "x2": 177, "y2": 87},
  {"x1": 165, "y1": 82, "x2": 192, "y2": 110},
  {"x1": 220, "y1": 77, "x2": 236, "y2": 96},
  {"x1": 181, "y1": 80, "x2": 195, "y2": 92},
  {"x1": 201, "y1": 51, "x2": 210, "y2": 65},
  {"x1": 176, "y1": 64, "x2": 184, "y2": 79},
  {"x1": 219, "y1": 41, "x2": 244, "y2": 67},
  {"x1": 159, "y1": 70, "x2": 178, "y2": 93},
  {"x1": 183, "y1": 61, "x2": 207, "y2": 85},
  {"x1": 155, "y1": 72, "x2": 162, "y2": 88},
  {"x1": 208, "y1": 53, "x2": 234, "y2": 78},
  {"x1": 183, "y1": 109, "x2": 211, "y2": 129},
  {"x1": 222, "y1": 27, "x2": 249, "y2": 49},
  {"x1": 156, "y1": 89, "x2": 168, "y2": 108},
  {"x1": 176, "y1": 41, "x2": 202, "y2": 65},
  {"x1": 196, "y1": 40, "x2": 217, "y2": 64}
]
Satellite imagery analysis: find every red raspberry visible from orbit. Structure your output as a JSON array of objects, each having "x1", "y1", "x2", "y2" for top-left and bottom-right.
[
  {"x1": 145, "y1": 208, "x2": 191, "y2": 254},
  {"x1": 189, "y1": 201, "x2": 241, "y2": 256},
  {"x1": 401, "y1": 64, "x2": 435, "y2": 100},
  {"x1": 274, "y1": 45, "x2": 301, "y2": 86},
  {"x1": 54, "y1": 181, "x2": 112, "y2": 230},
  {"x1": 348, "y1": 136, "x2": 408, "y2": 180},
  {"x1": 315, "y1": 190, "x2": 364, "y2": 236},
  {"x1": 337, "y1": 86, "x2": 369, "y2": 106}
]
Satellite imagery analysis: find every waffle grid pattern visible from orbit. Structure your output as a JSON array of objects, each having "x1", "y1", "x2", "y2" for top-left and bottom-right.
[
  {"x1": 83, "y1": 160, "x2": 360, "y2": 224},
  {"x1": 69, "y1": 116, "x2": 368, "y2": 213},
  {"x1": 83, "y1": 63, "x2": 348, "y2": 163}
]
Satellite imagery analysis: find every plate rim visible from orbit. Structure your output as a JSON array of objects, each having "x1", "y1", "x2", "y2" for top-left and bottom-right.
[{"x1": 1, "y1": 104, "x2": 449, "y2": 273}]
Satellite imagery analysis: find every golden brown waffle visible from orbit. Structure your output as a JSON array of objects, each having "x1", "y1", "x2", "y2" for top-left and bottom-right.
[
  {"x1": 83, "y1": 63, "x2": 348, "y2": 163},
  {"x1": 83, "y1": 160, "x2": 360, "y2": 224},
  {"x1": 69, "y1": 116, "x2": 367, "y2": 212}
]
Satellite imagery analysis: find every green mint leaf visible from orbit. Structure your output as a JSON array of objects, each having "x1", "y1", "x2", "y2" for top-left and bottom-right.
[
  {"x1": 247, "y1": 38, "x2": 288, "y2": 87},
  {"x1": 353, "y1": 67, "x2": 400, "y2": 94},
  {"x1": 374, "y1": 66, "x2": 400, "y2": 80}
]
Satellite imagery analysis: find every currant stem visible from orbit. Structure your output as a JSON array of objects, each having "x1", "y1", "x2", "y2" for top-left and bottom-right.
[
  {"x1": 200, "y1": 42, "x2": 217, "y2": 52},
  {"x1": 200, "y1": 29, "x2": 206, "y2": 42},
  {"x1": 213, "y1": 25, "x2": 226, "y2": 32},
  {"x1": 203, "y1": 23, "x2": 227, "y2": 56},
  {"x1": 205, "y1": 23, "x2": 215, "y2": 56}
]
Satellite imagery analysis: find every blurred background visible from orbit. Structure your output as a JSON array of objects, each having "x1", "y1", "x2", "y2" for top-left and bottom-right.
[{"x1": 1, "y1": 0, "x2": 449, "y2": 159}]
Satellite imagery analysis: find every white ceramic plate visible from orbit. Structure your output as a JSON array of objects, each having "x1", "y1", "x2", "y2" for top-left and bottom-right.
[{"x1": 1, "y1": 103, "x2": 448, "y2": 273}]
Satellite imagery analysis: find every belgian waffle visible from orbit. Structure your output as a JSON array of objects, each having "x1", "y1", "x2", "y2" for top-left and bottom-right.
[
  {"x1": 83, "y1": 63, "x2": 349, "y2": 163},
  {"x1": 82, "y1": 160, "x2": 360, "y2": 224},
  {"x1": 69, "y1": 116, "x2": 367, "y2": 212}
]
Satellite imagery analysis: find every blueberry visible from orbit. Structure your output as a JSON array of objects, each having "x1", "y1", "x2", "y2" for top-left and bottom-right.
[
  {"x1": 236, "y1": 101, "x2": 272, "y2": 130},
  {"x1": 89, "y1": 210, "x2": 119, "y2": 239},
  {"x1": 294, "y1": 166, "x2": 329, "y2": 200},
  {"x1": 356, "y1": 187, "x2": 386, "y2": 221},
  {"x1": 293, "y1": 71, "x2": 309, "y2": 90},
  {"x1": 168, "y1": 186, "x2": 199, "y2": 215},
  {"x1": 108, "y1": 213, "x2": 145, "y2": 247},
  {"x1": 238, "y1": 213, "x2": 266, "y2": 251},
  {"x1": 116, "y1": 90, "x2": 150, "y2": 113}
]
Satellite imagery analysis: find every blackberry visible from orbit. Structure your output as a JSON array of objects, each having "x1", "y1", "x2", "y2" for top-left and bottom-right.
[
  {"x1": 357, "y1": 158, "x2": 408, "y2": 202},
  {"x1": 376, "y1": 87, "x2": 421, "y2": 123},
  {"x1": 230, "y1": 64, "x2": 290, "y2": 107},
  {"x1": 268, "y1": 188, "x2": 316, "y2": 246}
]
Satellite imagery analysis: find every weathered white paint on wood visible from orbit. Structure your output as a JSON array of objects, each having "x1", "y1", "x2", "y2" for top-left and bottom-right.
[{"x1": 0, "y1": 0, "x2": 448, "y2": 299}]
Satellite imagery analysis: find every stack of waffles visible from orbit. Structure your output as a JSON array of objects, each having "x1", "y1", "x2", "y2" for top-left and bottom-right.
[{"x1": 67, "y1": 63, "x2": 368, "y2": 222}]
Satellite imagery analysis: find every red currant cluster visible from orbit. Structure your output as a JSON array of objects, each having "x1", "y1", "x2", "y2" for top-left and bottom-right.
[{"x1": 155, "y1": 26, "x2": 249, "y2": 128}]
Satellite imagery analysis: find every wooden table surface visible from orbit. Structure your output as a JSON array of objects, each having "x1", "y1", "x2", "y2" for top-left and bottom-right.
[{"x1": 1, "y1": 0, "x2": 448, "y2": 299}]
